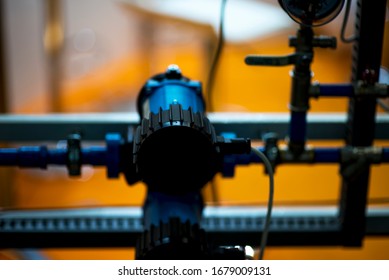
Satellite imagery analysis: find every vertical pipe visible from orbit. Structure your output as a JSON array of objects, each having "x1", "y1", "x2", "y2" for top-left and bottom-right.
[
  {"x1": 339, "y1": 0, "x2": 387, "y2": 246},
  {"x1": 289, "y1": 111, "x2": 307, "y2": 151},
  {"x1": 288, "y1": 26, "x2": 313, "y2": 154}
]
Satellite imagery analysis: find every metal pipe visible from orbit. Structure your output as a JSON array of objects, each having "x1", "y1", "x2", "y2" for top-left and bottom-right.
[
  {"x1": 288, "y1": 111, "x2": 307, "y2": 153},
  {"x1": 383, "y1": 148, "x2": 389, "y2": 162},
  {"x1": 312, "y1": 84, "x2": 354, "y2": 97},
  {"x1": 314, "y1": 147, "x2": 341, "y2": 163},
  {"x1": 81, "y1": 147, "x2": 107, "y2": 166},
  {"x1": 0, "y1": 146, "x2": 107, "y2": 167},
  {"x1": 225, "y1": 146, "x2": 388, "y2": 167},
  {"x1": 310, "y1": 84, "x2": 389, "y2": 98},
  {"x1": 287, "y1": 27, "x2": 314, "y2": 154}
]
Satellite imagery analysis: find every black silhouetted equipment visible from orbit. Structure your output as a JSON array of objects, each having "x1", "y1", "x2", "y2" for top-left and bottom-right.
[{"x1": 0, "y1": 0, "x2": 389, "y2": 259}]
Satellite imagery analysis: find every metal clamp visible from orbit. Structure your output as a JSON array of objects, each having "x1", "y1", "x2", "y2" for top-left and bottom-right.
[
  {"x1": 340, "y1": 146, "x2": 383, "y2": 181},
  {"x1": 67, "y1": 134, "x2": 82, "y2": 176},
  {"x1": 341, "y1": 146, "x2": 382, "y2": 163},
  {"x1": 280, "y1": 146, "x2": 315, "y2": 163}
]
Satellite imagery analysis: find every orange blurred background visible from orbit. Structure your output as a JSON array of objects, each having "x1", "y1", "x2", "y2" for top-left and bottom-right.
[{"x1": 0, "y1": 0, "x2": 389, "y2": 259}]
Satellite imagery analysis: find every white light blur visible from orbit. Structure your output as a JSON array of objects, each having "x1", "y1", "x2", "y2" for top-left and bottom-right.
[
  {"x1": 380, "y1": 67, "x2": 389, "y2": 84},
  {"x1": 120, "y1": 0, "x2": 291, "y2": 42}
]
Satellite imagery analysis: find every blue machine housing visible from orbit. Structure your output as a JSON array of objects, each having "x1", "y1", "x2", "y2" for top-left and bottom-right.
[
  {"x1": 135, "y1": 65, "x2": 210, "y2": 229},
  {"x1": 137, "y1": 66, "x2": 205, "y2": 118}
]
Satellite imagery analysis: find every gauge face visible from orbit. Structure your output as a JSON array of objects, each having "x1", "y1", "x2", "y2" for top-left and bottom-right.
[{"x1": 279, "y1": 0, "x2": 345, "y2": 26}]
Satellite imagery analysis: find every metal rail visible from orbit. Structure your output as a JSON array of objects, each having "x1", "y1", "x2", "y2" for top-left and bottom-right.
[
  {"x1": 1, "y1": 206, "x2": 388, "y2": 248},
  {"x1": 1, "y1": 113, "x2": 389, "y2": 141}
]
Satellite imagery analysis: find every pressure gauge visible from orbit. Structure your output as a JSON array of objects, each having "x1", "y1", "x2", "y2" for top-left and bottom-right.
[{"x1": 279, "y1": 0, "x2": 345, "y2": 27}]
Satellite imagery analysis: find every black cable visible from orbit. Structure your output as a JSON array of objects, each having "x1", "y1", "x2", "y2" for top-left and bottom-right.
[
  {"x1": 341, "y1": 0, "x2": 358, "y2": 43},
  {"x1": 207, "y1": 0, "x2": 227, "y2": 204},
  {"x1": 251, "y1": 148, "x2": 274, "y2": 260},
  {"x1": 206, "y1": 0, "x2": 227, "y2": 112}
]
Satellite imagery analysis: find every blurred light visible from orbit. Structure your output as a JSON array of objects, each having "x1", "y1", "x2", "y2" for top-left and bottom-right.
[
  {"x1": 380, "y1": 67, "x2": 389, "y2": 84},
  {"x1": 245, "y1": 245, "x2": 255, "y2": 258},
  {"x1": 56, "y1": 140, "x2": 67, "y2": 149},
  {"x1": 44, "y1": 21, "x2": 64, "y2": 53},
  {"x1": 73, "y1": 28, "x2": 97, "y2": 52},
  {"x1": 386, "y1": 5, "x2": 389, "y2": 22},
  {"x1": 121, "y1": 0, "x2": 290, "y2": 42},
  {"x1": 73, "y1": 166, "x2": 95, "y2": 182}
]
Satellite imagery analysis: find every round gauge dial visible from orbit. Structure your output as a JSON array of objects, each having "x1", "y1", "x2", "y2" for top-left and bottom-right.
[{"x1": 279, "y1": 0, "x2": 345, "y2": 26}]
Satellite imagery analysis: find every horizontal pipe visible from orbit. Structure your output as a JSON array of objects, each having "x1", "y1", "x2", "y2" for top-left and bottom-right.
[
  {"x1": 384, "y1": 148, "x2": 389, "y2": 162},
  {"x1": 315, "y1": 84, "x2": 354, "y2": 97},
  {"x1": 81, "y1": 147, "x2": 107, "y2": 166},
  {"x1": 234, "y1": 147, "x2": 388, "y2": 165},
  {"x1": 47, "y1": 149, "x2": 66, "y2": 165},
  {"x1": 0, "y1": 148, "x2": 18, "y2": 165},
  {"x1": 1, "y1": 146, "x2": 388, "y2": 172},
  {"x1": 0, "y1": 146, "x2": 107, "y2": 167},
  {"x1": 314, "y1": 148, "x2": 341, "y2": 163}
]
